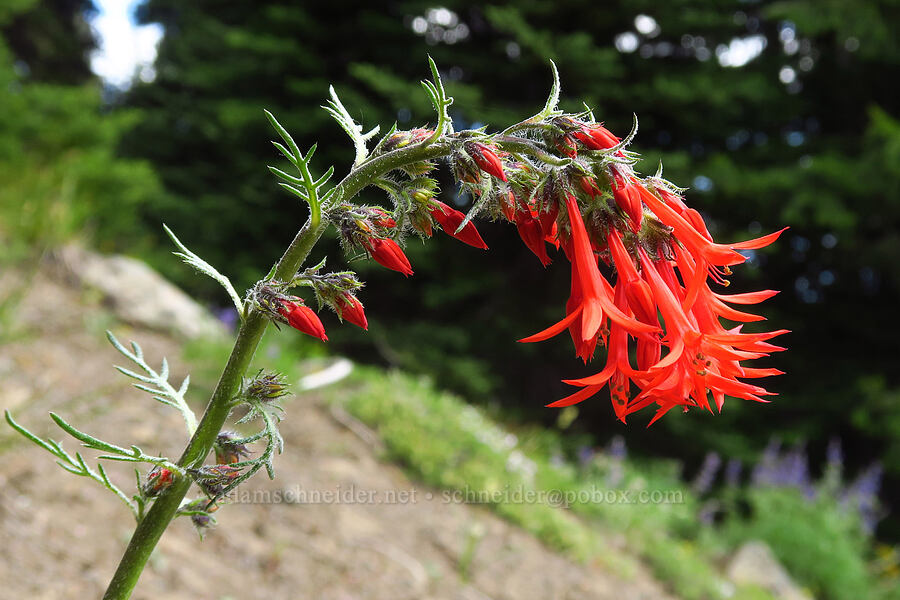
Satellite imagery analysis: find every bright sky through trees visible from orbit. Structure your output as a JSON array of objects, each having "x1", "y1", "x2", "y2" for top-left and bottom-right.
[{"x1": 89, "y1": 0, "x2": 161, "y2": 88}]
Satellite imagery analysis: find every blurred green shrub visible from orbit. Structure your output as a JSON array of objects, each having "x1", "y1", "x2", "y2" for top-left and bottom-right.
[
  {"x1": 724, "y1": 487, "x2": 871, "y2": 600},
  {"x1": 0, "y1": 37, "x2": 161, "y2": 259}
]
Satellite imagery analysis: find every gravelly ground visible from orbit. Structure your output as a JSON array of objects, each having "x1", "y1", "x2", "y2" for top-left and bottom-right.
[{"x1": 0, "y1": 266, "x2": 676, "y2": 600}]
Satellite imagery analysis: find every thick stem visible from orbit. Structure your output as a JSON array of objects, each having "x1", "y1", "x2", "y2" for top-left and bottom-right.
[{"x1": 102, "y1": 139, "x2": 450, "y2": 600}]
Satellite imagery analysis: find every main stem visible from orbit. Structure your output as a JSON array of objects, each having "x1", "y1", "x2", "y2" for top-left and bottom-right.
[{"x1": 102, "y1": 140, "x2": 449, "y2": 600}]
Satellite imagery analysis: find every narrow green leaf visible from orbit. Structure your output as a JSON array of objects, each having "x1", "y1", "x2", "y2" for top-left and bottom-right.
[
  {"x1": 268, "y1": 165, "x2": 304, "y2": 185},
  {"x1": 50, "y1": 412, "x2": 127, "y2": 455},
  {"x1": 5, "y1": 410, "x2": 59, "y2": 455},
  {"x1": 163, "y1": 224, "x2": 243, "y2": 317},
  {"x1": 278, "y1": 182, "x2": 310, "y2": 202},
  {"x1": 264, "y1": 109, "x2": 302, "y2": 161},
  {"x1": 57, "y1": 461, "x2": 82, "y2": 474},
  {"x1": 114, "y1": 365, "x2": 156, "y2": 385},
  {"x1": 271, "y1": 141, "x2": 299, "y2": 166}
]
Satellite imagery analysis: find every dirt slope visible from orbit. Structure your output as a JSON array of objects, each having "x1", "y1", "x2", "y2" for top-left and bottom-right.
[{"x1": 0, "y1": 267, "x2": 676, "y2": 600}]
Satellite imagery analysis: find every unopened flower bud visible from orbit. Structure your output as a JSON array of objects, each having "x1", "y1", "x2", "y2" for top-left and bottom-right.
[
  {"x1": 514, "y1": 203, "x2": 552, "y2": 266},
  {"x1": 467, "y1": 142, "x2": 507, "y2": 182},
  {"x1": 612, "y1": 174, "x2": 644, "y2": 231},
  {"x1": 334, "y1": 293, "x2": 368, "y2": 330},
  {"x1": 381, "y1": 127, "x2": 433, "y2": 152},
  {"x1": 362, "y1": 237, "x2": 414, "y2": 276},
  {"x1": 573, "y1": 125, "x2": 620, "y2": 151},
  {"x1": 215, "y1": 431, "x2": 251, "y2": 465},
  {"x1": 245, "y1": 371, "x2": 290, "y2": 402},
  {"x1": 278, "y1": 300, "x2": 328, "y2": 341},
  {"x1": 368, "y1": 207, "x2": 396, "y2": 229},
  {"x1": 409, "y1": 210, "x2": 434, "y2": 237},
  {"x1": 189, "y1": 464, "x2": 243, "y2": 498},
  {"x1": 553, "y1": 134, "x2": 578, "y2": 158},
  {"x1": 412, "y1": 188, "x2": 433, "y2": 204},
  {"x1": 144, "y1": 466, "x2": 176, "y2": 497},
  {"x1": 539, "y1": 199, "x2": 560, "y2": 238},
  {"x1": 429, "y1": 201, "x2": 488, "y2": 250},
  {"x1": 182, "y1": 498, "x2": 219, "y2": 538}
]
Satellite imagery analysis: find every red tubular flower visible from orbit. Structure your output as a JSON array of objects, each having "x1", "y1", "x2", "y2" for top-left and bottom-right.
[
  {"x1": 606, "y1": 229, "x2": 656, "y2": 325},
  {"x1": 563, "y1": 252, "x2": 600, "y2": 363},
  {"x1": 552, "y1": 283, "x2": 642, "y2": 422},
  {"x1": 363, "y1": 237, "x2": 414, "y2": 276},
  {"x1": 335, "y1": 294, "x2": 368, "y2": 330},
  {"x1": 520, "y1": 195, "x2": 658, "y2": 347},
  {"x1": 512, "y1": 171, "x2": 786, "y2": 422},
  {"x1": 538, "y1": 199, "x2": 559, "y2": 238},
  {"x1": 429, "y1": 200, "x2": 488, "y2": 249},
  {"x1": 555, "y1": 135, "x2": 579, "y2": 158},
  {"x1": 559, "y1": 244, "x2": 787, "y2": 423},
  {"x1": 573, "y1": 125, "x2": 620, "y2": 150},
  {"x1": 514, "y1": 204, "x2": 552, "y2": 266},
  {"x1": 278, "y1": 300, "x2": 328, "y2": 341},
  {"x1": 579, "y1": 176, "x2": 602, "y2": 198},
  {"x1": 612, "y1": 174, "x2": 644, "y2": 231},
  {"x1": 370, "y1": 208, "x2": 397, "y2": 229},
  {"x1": 469, "y1": 142, "x2": 507, "y2": 182},
  {"x1": 636, "y1": 184, "x2": 787, "y2": 267},
  {"x1": 499, "y1": 191, "x2": 518, "y2": 222}
]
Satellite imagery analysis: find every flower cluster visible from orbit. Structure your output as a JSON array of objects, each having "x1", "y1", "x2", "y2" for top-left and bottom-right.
[
  {"x1": 252, "y1": 278, "x2": 366, "y2": 341},
  {"x1": 461, "y1": 117, "x2": 788, "y2": 423},
  {"x1": 266, "y1": 101, "x2": 785, "y2": 423}
]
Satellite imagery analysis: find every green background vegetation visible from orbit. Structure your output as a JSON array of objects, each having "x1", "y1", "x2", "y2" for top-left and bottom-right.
[{"x1": 2, "y1": 1, "x2": 899, "y2": 598}]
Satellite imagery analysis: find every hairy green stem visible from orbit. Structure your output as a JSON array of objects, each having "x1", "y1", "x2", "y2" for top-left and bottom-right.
[{"x1": 102, "y1": 139, "x2": 450, "y2": 600}]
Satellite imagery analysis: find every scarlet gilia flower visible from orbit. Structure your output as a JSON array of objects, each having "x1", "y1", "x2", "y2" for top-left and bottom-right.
[
  {"x1": 612, "y1": 173, "x2": 644, "y2": 231},
  {"x1": 429, "y1": 200, "x2": 488, "y2": 249},
  {"x1": 337, "y1": 112, "x2": 786, "y2": 424},
  {"x1": 334, "y1": 293, "x2": 368, "y2": 330},
  {"x1": 518, "y1": 175, "x2": 786, "y2": 423},
  {"x1": 573, "y1": 124, "x2": 620, "y2": 151},
  {"x1": 515, "y1": 205, "x2": 552, "y2": 266},
  {"x1": 278, "y1": 299, "x2": 328, "y2": 341},
  {"x1": 363, "y1": 237, "x2": 414, "y2": 276},
  {"x1": 467, "y1": 141, "x2": 507, "y2": 182}
]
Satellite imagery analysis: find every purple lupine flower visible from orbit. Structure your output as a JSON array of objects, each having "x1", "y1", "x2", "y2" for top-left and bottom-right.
[
  {"x1": 608, "y1": 435, "x2": 627, "y2": 460},
  {"x1": 216, "y1": 306, "x2": 239, "y2": 330},
  {"x1": 826, "y1": 437, "x2": 843, "y2": 470},
  {"x1": 752, "y1": 438, "x2": 782, "y2": 487},
  {"x1": 778, "y1": 445, "x2": 810, "y2": 488},
  {"x1": 577, "y1": 445, "x2": 595, "y2": 467},
  {"x1": 842, "y1": 462, "x2": 883, "y2": 534},
  {"x1": 725, "y1": 458, "x2": 742, "y2": 487},
  {"x1": 605, "y1": 435, "x2": 627, "y2": 488},
  {"x1": 692, "y1": 452, "x2": 722, "y2": 494},
  {"x1": 697, "y1": 499, "x2": 721, "y2": 526},
  {"x1": 848, "y1": 463, "x2": 882, "y2": 500}
]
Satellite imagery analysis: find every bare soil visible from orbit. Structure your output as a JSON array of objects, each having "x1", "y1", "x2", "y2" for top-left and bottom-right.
[{"x1": 0, "y1": 266, "x2": 676, "y2": 600}]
